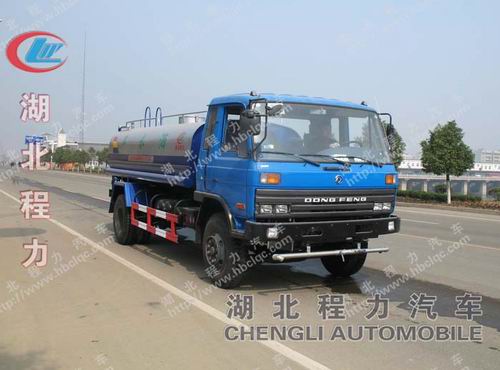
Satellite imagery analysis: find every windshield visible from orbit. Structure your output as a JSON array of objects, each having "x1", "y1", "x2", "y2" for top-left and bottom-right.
[{"x1": 252, "y1": 102, "x2": 391, "y2": 164}]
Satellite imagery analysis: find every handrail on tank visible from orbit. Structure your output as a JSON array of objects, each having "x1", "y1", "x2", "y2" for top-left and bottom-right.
[
  {"x1": 155, "y1": 107, "x2": 163, "y2": 127},
  {"x1": 144, "y1": 106, "x2": 152, "y2": 128},
  {"x1": 160, "y1": 110, "x2": 207, "y2": 121},
  {"x1": 119, "y1": 110, "x2": 208, "y2": 131}
]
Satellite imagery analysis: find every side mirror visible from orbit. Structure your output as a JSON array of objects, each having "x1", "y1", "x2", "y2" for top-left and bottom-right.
[
  {"x1": 379, "y1": 113, "x2": 394, "y2": 136},
  {"x1": 239, "y1": 109, "x2": 261, "y2": 135},
  {"x1": 267, "y1": 104, "x2": 284, "y2": 116},
  {"x1": 385, "y1": 123, "x2": 395, "y2": 138}
]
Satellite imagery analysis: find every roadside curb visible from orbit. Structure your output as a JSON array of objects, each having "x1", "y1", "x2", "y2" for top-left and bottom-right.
[{"x1": 397, "y1": 201, "x2": 500, "y2": 216}]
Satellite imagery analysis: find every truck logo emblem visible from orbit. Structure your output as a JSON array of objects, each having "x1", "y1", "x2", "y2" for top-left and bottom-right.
[
  {"x1": 335, "y1": 175, "x2": 343, "y2": 184},
  {"x1": 6, "y1": 31, "x2": 67, "y2": 73}
]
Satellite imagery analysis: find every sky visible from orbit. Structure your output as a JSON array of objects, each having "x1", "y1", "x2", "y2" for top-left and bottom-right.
[{"x1": 1, "y1": 0, "x2": 499, "y2": 156}]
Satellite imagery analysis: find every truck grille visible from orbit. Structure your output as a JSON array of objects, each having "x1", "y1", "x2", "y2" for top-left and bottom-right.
[{"x1": 255, "y1": 189, "x2": 395, "y2": 221}]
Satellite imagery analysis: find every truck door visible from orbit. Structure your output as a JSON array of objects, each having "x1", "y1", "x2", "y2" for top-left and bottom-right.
[
  {"x1": 197, "y1": 106, "x2": 220, "y2": 190},
  {"x1": 204, "y1": 104, "x2": 249, "y2": 220}
]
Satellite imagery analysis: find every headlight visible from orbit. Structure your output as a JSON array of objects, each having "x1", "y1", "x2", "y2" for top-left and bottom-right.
[
  {"x1": 259, "y1": 204, "x2": 273, "y2": 214},
  {"x1": 373, "y1": 203, "x2": 383, "y2": 211},
  {"x1": 275, "y1": 204, "x2": 289, "y2": 214},
  {"x1": 382, "y1": 202, "x2": 392, "y2": 210}
]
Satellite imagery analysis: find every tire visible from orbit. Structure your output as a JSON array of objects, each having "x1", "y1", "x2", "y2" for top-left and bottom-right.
[
  {"x1": 113, "y1": 194, "x2": 138, "y2": 245},
  {"x1": 202, "y1": 213, "x2": 247, "y2": 289},
  {"x1": 321, "y1": 242, "x2": 367, "y2": 277}
]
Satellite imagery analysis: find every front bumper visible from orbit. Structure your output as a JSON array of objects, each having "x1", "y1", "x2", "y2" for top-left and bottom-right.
[{"x1": 245, "y1": 215, "x2": 400, "y2": 244}]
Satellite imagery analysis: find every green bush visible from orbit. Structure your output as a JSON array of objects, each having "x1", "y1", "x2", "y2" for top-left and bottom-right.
[
  {"x1": 397, "y1": 190, "x2": 481, "y2": 203},
  {"x1": 452, "y1": 194, "x2": 481, "y2": 202},
  {"x1": 397, "y1": 190, "x2": 446, "y2": 202},
  {"x1": 488, "y1": 188, "x2": 500, "y2": 201},
  {"x1": 433, "y1": 184, "x2": 447, "y2": 194}
]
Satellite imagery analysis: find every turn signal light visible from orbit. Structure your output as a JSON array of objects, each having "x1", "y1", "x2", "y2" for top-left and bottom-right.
[
  {"x1": 385, "y1": 174, "x2": 396, "y2": 185},
  {"x1": 260, "y1": 173, "x2": 281, "y2": 185}
]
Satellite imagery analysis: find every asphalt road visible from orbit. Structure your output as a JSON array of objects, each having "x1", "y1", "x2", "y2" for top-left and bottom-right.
[{"x1": 0, "y1": 169, "x2": 499, "y2": 370}]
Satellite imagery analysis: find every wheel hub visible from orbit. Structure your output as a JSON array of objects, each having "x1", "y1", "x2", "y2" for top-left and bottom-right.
[{"x1": 206, "y1": 234, "x2": 224, "y2": 268}]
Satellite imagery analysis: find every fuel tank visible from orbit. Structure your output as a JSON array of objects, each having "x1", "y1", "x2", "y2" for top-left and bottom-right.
[{"x1": 107, "y1": 116, "x2": 205, "y2": 187}]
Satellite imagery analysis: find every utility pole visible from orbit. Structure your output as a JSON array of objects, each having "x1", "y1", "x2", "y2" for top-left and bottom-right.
[{"x1": 80, "y1": 32, "x2": 87, "y2": 145}]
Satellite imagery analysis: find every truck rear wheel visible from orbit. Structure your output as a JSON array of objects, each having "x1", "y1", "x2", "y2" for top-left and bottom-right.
[
  {"x1": 202, "y1": 213, "x2": 247, "y2": 289},
  {"x1": 113, "y1": 194, "x2": 138, "y2": 245},
  {"x1": 321, "y1": 242, "x2": 367, "y2": 277}
]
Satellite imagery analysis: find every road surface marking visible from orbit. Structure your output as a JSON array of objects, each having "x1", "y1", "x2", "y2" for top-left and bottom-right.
[
  {"x1": 92, "y1": 196, "x2": 109, "y2": 202},
  {"x1": 394, "y1": 232, "x2": 499, "y2": 252},
  {"x1": 0, "y1": 188, "x2": 330, "y2": 370},
  {"x1": 397, "y1": 208, "x2": 500, "y2": 223},
  {"x1": 401, "y1": 218, "x2": 439, "y2": 225}
]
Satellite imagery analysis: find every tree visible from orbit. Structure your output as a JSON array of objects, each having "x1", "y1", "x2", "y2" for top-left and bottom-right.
[
  {"x1": 420, "y1": 121, "x2": 474, "y2": 204},
  {"x1": 52, "y1": 147, "x2": 74, "y2": 164},
  {"x1": 97, "y1": 147, "x2": 110, "y2": 165},
  {"x1": 73, "y1": 150, "x2": 90, "y2": 165},
  {"x1": 382, "y1": 121, "x2": 406, "y2": 167}
]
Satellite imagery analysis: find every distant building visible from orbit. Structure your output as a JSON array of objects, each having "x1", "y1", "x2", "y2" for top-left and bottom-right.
[
  {"x1": 75, "y1": 142, "x2": 108, "y2": 152},
  {"x1": 475, "y1": 149, "x2": 500, "y2": 163},
  {"x1": 399, "y1": 156, "x2": 500, "y2": 176},
  {"x1": 44, "y1": 129, "x2": 78, "y2": 152},
  {"x1": 42, "y1": 130, "x2": 108, "y2": 170}
]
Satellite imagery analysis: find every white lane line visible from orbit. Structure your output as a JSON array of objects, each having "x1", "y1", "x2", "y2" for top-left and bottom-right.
[
  {"x1": 0, "y1": 188, "x2": 330, "y2": 370},
  {"x1": 401, "y1": 218, "x2": 439, "y2": 225},
  {"x1": 397, "y1": 208, "x2": 500, "y2": 223},
  {"x1": 393, "y1": 232, "x2": 499, "y2": 252}
]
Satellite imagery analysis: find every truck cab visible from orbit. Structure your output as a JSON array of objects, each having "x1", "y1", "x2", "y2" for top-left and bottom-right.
[{"x1": 108, "y1": 92, "x2": 400, "y2": 288}]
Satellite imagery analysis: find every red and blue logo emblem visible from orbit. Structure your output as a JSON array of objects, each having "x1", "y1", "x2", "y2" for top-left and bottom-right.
[{"x1": 6, "y1": 31, "x2": 67, "y2": 73}]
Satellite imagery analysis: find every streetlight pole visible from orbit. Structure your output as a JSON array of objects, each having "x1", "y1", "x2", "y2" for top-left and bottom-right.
[{"x1": 80, "y1": 32, "x2": 87, "y2": 146}]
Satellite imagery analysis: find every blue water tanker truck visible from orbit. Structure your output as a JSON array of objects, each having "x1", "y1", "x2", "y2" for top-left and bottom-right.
[{"x1": 107, "y1": 92, "x2": 400, "y2": 288}]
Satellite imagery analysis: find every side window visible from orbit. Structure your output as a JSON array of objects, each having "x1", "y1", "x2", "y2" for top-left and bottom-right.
[
  {"x1": 348, "y1": 117, "x2": 370, "y2": 145},
  {"x1": 223, "y1": 106, "x2": 245, "y2": 154},
  {"x1": 203, "y1": 106, "x2": 218, "y2": 150}
]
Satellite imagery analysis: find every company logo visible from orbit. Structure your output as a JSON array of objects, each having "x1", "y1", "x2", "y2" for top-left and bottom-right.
[
  {"x1": 335, "y1": 175, "x2": 343, "y2": 184},
  {"x1": 304, "y1": 196, "x2": 367, "y2": 204},
  {"x1": 6, "y1": 31, "x2": 67, "y2": 73}
]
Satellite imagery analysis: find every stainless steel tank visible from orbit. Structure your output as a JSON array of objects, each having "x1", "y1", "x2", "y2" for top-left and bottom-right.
[{"x1": 107, "y1": 115, "x2": 205, "y2": 187}]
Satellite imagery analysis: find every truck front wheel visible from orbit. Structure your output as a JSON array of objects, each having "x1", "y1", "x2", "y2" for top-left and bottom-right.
[
  {"x1": 202, "y1": 213, "x2": 247, "y2": 289},
  {"x1": 321, "y1": 242, "x2": 367, "y2": 277},
  {"x1": 113, "y1": 194, "x2": 137, "y2": 245}
]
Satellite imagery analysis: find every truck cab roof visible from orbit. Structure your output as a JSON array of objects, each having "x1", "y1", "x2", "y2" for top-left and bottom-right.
[{"x1": 209, "y1": 93, "x2": 377, "y2": 112}]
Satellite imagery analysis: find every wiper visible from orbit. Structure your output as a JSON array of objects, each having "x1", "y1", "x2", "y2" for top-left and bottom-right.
[
  {"x1": 334, "y1": 155, "x2": 384, "y2": 167},
  {"x1": 259, "y1": 151, "x2": 321, "y2": 167},
  {"x1": 298, "y1": 153, "x2": 348, "y2": 166}
]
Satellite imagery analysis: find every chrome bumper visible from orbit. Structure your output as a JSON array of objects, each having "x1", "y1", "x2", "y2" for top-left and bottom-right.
[{"x1": 272, "y1": 247, "x2": 389, "y2": 262}]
